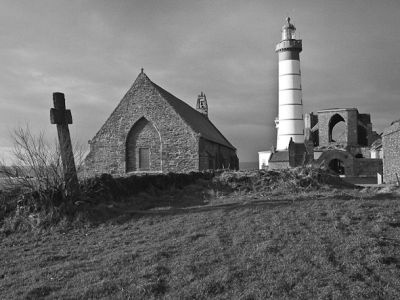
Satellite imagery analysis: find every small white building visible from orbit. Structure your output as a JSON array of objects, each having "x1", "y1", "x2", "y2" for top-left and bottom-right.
[{"x1": 258, "y1": 151, "x2": 272, "y2": 169}]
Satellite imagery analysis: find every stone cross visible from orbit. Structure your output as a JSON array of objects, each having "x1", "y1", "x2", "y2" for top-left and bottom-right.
[{"x1": 50, "y1": 92, "x2": 80, "y2": 199}]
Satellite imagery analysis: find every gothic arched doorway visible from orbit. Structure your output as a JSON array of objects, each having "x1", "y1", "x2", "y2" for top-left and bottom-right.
[{"x1": 126, "y1": 117, "x2": 161, "y2": 173}]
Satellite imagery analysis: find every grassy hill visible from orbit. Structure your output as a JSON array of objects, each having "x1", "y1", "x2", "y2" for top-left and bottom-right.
[{"x1": 2, "y1": 186, "x2": 400, "y2": 299}]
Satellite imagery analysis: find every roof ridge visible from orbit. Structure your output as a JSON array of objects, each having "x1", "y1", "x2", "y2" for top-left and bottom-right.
[
  {"x1": 151, "y1": 81, "x2": 198, "y2": 116},
  {"x1": 89, "y1": 71, "x2": 236, "y2": 150},
  {"x1": 150, "y1": 79, "x2": 235, "y2": 149}
]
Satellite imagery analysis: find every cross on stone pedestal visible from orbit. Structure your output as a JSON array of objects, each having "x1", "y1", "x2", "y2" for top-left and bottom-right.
[{"x1": 50, "y1": 92, "x2": 80, "y2": 199}]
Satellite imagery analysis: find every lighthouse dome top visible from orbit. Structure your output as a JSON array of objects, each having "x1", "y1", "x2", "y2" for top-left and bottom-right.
[
  {"x1": 281, "y1": 17, "x2": 296, "y2": 40},
  {"x1": 282, "y1": 17, "x2": 296, "y2": 30}
]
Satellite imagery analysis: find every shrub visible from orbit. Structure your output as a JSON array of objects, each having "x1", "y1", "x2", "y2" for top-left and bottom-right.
[
  {"x1": 0, "y1": 126, "x2": 85, "y2": 200},
  {"x1": 212, "y1": 167, "x2": 355, "y2": 194},
  {"x1": 0, "y1": 126, "x2": 87, "y2": 231}
]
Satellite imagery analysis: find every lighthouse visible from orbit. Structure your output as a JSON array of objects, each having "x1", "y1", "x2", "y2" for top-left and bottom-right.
[
  {"x1": 275, "y1": 17, "x2": 304, "y2": 150},
  {"x1": 258, "y1": 17, "x2": 306, "y2": 169}
]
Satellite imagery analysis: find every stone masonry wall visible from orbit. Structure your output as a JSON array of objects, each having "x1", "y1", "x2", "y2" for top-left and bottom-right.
[
  {"x1": 353, "y1": 159, "x2": 382, "y2": 177},
  {"x1": 199, "y1": 138, "x2": 238, "y2": 170},
  {"x1": 84, "y1": 74, "x2": 199, "y2": 177},
  {"x1": 315, "y1": 150, "x2": 355, "y2": 176},
  {"x1": 383, "y1": 123, "x2": 400, "y2": 184},
  {"x1": 318, "y1": 109, "x2": 358, "y2": 147}
]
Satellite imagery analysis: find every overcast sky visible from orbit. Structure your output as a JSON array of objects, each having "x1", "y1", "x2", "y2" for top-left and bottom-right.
[{"x1": 1, "y1": 0, "x2": 400, "y2": 163}]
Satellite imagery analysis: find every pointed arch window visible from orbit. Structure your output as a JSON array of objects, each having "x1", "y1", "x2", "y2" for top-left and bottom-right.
[{"x1": 126, "y1": 117, "x2": 161, "y2": 173}]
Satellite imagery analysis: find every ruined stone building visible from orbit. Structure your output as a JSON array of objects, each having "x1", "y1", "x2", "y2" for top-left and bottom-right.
[
  {"x1": 304, "y1": 108, "x2": 382, "y2": 179},
  {"x1": 265, "y1": 107, "x2": 383, "y2": 181},
  {"x1": 382, "y1": 119, "x2": 400, "y2": 184},
  {"x1": 84, "y1": 71, "x2": 238, "y2": 177}
]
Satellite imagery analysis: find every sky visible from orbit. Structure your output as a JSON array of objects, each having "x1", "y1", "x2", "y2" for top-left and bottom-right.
[{"x1": 1, "y1": 0, "x2": 400, "y2": 163}]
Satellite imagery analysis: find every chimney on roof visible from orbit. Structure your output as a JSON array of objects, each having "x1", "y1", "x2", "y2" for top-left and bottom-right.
[{"x1": 196, "y1": 91, "x2": 208, "y2": 118}]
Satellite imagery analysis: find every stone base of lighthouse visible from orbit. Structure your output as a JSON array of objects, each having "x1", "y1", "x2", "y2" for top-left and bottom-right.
[{"x1": 258, "y1": 138, "x2": 308, "y2": 169}]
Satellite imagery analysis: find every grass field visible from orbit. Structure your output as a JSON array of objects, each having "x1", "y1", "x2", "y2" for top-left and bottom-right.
[{"x1": 2, "y1": 188, "x2": 400, "y2": 299}]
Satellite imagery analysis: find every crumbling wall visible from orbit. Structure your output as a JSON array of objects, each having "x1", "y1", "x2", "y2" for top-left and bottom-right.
[
  {"x1": 314, "y1": 150, "x2": 355, "y2": 176},
  {"x1": 317, "y1": 109, "x2": 359, "y2": 147}
]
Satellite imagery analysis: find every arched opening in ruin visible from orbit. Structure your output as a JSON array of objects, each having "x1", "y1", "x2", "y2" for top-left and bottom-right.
[
  {"x1": 328, "y1": 158, "x2": 345, "y2": 175},
  {"x1": 126, "y1": 117, "x2": 161, "y2": 173},
  {"x1": 355, "y1": 153, "x2": 363, "y2": 158},
  {"x1": 329, "y1": 114, "x2": 346, "y2": 143}
]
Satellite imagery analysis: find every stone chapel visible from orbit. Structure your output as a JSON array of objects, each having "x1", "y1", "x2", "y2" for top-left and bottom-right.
[{"x1": 83, "y1": 70, "x2": 238, "y2": 176}]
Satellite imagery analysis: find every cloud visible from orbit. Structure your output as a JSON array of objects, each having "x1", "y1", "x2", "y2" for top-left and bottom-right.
[{"x1": 1, "y1": 0, "x2": 400, "y2": 162}]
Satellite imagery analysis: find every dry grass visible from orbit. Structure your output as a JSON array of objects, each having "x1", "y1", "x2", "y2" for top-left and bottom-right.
[{"x1": 2, "y1": 189, "x2": 400, "y2": 299}]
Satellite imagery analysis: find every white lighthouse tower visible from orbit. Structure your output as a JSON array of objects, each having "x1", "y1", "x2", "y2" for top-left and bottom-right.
[
  {"x1": 275, "y1": 17, "x2": 304, "y2": 150},
  {"x1": 258, "y1": 17, "x2": 305, "y2": 169}
]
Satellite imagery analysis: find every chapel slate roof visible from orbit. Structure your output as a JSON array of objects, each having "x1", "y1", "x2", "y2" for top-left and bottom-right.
[{"x1": 149, "y1": 77, "x2": 236, "y2": 150}]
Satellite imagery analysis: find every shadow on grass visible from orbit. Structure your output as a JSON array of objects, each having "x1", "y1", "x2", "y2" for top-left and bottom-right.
[
  {"x1": 81, "y1": 186, "x2": 400, "y2": 225},
  {"x1": 362, "y1": 193, "x2": 400, "y2": 201},
  {"x1": 84, "y1": 197, "x2": 294, "y2": 225},
  {"x1": 25, "y1": 285, "x2": 60, "y2": 300}
]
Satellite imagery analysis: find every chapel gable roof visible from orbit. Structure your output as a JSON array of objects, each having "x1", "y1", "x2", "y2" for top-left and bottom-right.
[
  {"x1": 92, "y1": 72, "x2": 235, "y2": 150},
  {"x1": 120, "y1": 72, "x2": 234, "y2": 150}
]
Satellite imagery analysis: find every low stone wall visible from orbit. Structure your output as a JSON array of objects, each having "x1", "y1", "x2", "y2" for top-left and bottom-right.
[
  {"x1": 342, "y1": 176, "x2": 377, "y2": 185},
  {"x1": 353, "y1": 158, "x2": 382, "y2": 177}
]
